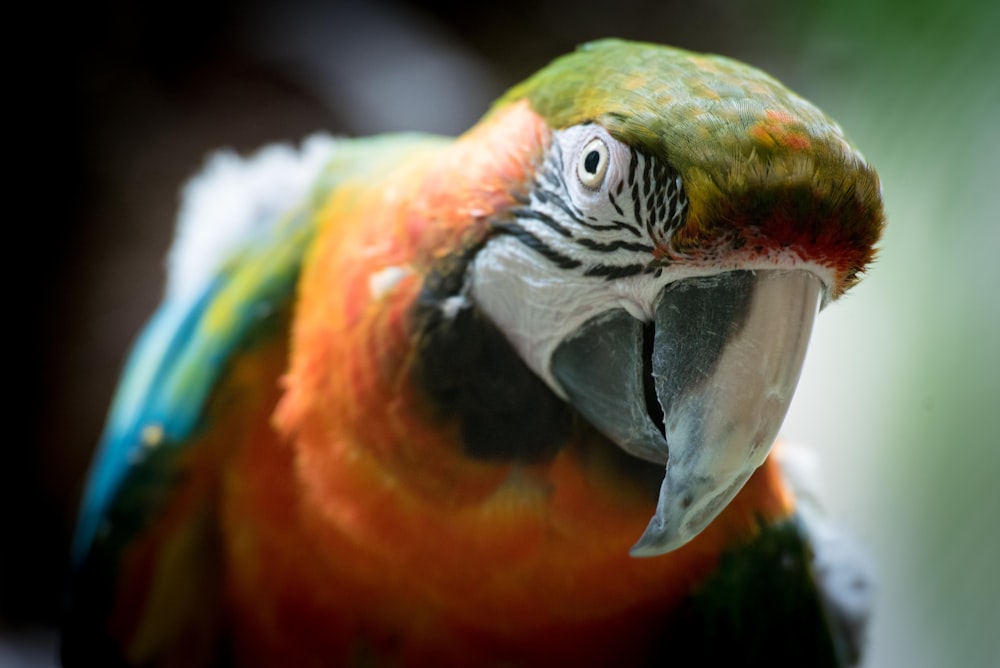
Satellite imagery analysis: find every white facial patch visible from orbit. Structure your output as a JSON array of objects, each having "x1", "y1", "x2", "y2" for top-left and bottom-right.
[
  {"x1": 470, "y1": 125, "x2": 681, "y2": 395},
  {"x1": 468, "y1": 123, "x2": 835, "y2": 398}
]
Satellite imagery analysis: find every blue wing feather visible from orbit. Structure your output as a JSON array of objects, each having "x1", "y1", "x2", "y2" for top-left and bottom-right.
[
  {"x1": 70, "y1": 135, "x2": 343, "y2": 567},
  {"x1": 69, "y1": 132, "x2": 440, "y2": 567},
  {"x1": 72, "y1": 281, "x2": 224, "y2": 564}
]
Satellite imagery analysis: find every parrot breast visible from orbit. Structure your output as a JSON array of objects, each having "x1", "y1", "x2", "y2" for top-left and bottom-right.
[{"x1": 237, "y1": 101, "x2": 800, "y2": 663}]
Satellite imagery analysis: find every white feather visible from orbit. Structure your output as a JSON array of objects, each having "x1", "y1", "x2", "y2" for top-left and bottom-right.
[
  {"x1": 165, "y1": 134, "x2": 338, "y2": 302},
  {"x1": 776, "y1": 443, "x2": 875, "y2": 662}
]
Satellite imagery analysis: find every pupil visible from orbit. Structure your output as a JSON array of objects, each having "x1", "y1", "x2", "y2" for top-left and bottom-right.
[{"x1": 584, "y1": 150, "x2": 600, "y2": 174}]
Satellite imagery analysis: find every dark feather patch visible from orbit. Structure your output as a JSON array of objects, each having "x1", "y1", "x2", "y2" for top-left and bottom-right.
[
  {"x1": 653, "y1": 518, "x2": 858, "y2": 667},
  {"x1": 410, "y1": 249, "x2": 571, "y2": 463}
]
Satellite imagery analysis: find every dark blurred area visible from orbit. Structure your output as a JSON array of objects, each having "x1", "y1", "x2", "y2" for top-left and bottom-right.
[{"x1": 8, "y1": 0, "x2": 789, "y2": 638}]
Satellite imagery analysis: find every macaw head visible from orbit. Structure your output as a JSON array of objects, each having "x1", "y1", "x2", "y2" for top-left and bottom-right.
[{"x1": 416, "y1": 39, "x2": 883, "y2": 556}]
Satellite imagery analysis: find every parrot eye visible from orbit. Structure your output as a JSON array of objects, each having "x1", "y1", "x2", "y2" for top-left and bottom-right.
[{"x1": 576, "y1": 138, "x2": 609, "y2": 189}]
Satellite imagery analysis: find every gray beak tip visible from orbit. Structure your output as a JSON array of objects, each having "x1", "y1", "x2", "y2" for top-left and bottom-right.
[
  {"x1": 629, "y1": 522, "x2": 686, "y2": 558},
  {"x1": 628, "y1": 471, "x2": 753, "y2": 557}
]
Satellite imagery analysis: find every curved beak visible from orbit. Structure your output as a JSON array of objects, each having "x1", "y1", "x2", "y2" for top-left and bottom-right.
[{"x1": 550, "y1": 270, "x2": 820, "y2": 556}]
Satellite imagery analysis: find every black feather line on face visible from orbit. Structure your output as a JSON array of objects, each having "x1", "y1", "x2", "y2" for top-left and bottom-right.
[
  {"x1": 607, "y1": 190, "x2": 626, "y2": 218},
  {"x1": 584, "y1": 263, "x2": 645, "y2": 279},
  {"x1": 575, "y1": 237, "x2": 655, "y2": 254},
  {"x1": 491, "y1": 222, "x2": 582, "y2": 269}
]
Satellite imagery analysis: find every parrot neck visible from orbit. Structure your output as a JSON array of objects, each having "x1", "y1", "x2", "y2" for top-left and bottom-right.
[
  {"x1": 276, "y1": 99, "x2": 559, "y2": 497},
  {"x1": 266, "y1": 100, "x2": 795, "y2": 655}
]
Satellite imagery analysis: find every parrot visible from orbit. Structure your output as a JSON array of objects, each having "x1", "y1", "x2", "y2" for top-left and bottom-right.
[{"x1": 62, "y1": 39, "x2": 884, "y2": 667}]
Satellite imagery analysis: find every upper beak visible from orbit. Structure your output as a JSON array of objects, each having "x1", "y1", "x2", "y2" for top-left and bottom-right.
[{"x1": 550, "y1": 270, "x2": 821, "y2": 556}]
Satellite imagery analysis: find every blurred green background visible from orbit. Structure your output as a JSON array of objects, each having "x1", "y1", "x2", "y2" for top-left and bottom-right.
[
  {"x1": 778, "y1": 2, "x2": 1000, "y2": 666},
  {"x1": 6, "y1": 0, "x2": 998, "y2": 665}
]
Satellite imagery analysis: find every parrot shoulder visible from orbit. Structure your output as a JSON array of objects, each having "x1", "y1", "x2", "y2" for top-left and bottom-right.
[
  {"x1": 74, "y1": 133, "x2": 340, "y2": 564},
  {"x1": 63, "y1": 135, "x2": 340, "y2": 666}
]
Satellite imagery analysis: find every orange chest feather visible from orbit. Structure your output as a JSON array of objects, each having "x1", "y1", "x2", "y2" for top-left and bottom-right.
[
  {"x1": 216, "y1": 103, "x2": 794, "y2": 663},
  {"x1": 223, "y1": 402, "x2": 791, "y2": 665},
  {"x1": 222, "y1": 336, "x2": 792, "y2": 665}
]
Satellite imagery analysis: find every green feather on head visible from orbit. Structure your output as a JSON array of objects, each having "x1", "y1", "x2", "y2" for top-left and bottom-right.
[{"x1": 496, "y1": 38, "x2": 884, "y2": 292}]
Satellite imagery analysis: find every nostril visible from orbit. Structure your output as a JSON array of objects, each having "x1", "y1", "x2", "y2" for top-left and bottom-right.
[{"x1": 642, "y1": 321, "x2": 666, "y2": 438}]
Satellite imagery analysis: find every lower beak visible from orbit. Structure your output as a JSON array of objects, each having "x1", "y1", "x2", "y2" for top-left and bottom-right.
[{"x1": 550, "y1": 270, "x2": 821, "y2": 556}]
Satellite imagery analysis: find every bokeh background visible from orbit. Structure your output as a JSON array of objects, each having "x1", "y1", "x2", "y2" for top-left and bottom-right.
[{"x1": 6, "y1": 0, "x2": 998, "y2": 665}]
